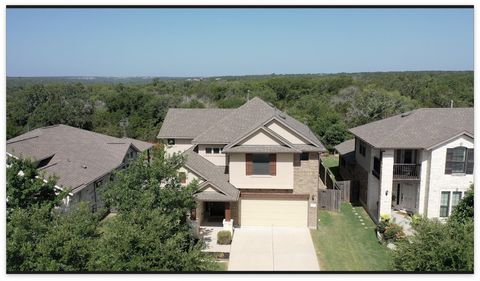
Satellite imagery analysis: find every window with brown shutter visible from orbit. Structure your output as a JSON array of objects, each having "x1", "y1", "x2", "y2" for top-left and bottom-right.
[
  {"x1": 269, "y1": 154, "x2": 277, "y2": 176},
  {"x1": 445, "y1": 147, "x2": 470, "y2": 174},
  {"x1": 246, "y1": 153, "x2": 253, "y2": 175}
]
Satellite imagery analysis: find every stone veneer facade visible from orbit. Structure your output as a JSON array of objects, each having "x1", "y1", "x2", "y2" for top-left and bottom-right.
[{"x1": 293, "y1": 152, "x2": 320, "y2": 229}]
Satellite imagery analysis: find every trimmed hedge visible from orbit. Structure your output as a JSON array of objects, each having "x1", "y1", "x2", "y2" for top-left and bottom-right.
[{"x1": 217, "y1": 230, "x2": 232, "y2": 245}]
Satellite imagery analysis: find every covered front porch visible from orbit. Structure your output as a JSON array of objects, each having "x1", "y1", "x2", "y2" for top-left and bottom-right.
[{"x1": 391, "y1": 181, "x2": 420, "y2": 215}]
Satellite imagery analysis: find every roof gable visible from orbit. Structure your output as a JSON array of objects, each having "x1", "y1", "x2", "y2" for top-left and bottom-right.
[{"x1": 349, "y1": 108, "x2": 474, "y2": 149}]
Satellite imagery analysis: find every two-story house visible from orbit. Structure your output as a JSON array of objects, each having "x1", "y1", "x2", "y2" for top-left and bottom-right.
[
  {"x1": 157, "y1": 97, "x2": 327, "y2": 229},
  {"x1": 6, "y1": 124, "x2": 153, "y2": 210},
  {"x1": 336, "y1": 108, "x2": 474, "y2": 222}
]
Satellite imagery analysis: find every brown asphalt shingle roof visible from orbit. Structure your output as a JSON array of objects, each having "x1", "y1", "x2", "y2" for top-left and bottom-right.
[
  {"x1": 334, "y1": 139, "x2": 355, "y2": 155},
  {"x1": 183, "y1": 147, "x2": 240, "y2": 201},
  {"x1": 7, "y1": 125, "x2": 152, "y2": 193},
  {"x1": 158, "y1": 97, "x2": 326, "y2": 151},
  {"x1": 157, "y1": 108, "x2": 233, "y2": 139},
  {"x1": 349, "y1": 108, "x2": 474, "y2": 149}
]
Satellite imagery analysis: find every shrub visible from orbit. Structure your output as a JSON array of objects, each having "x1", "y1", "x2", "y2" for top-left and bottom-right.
[
  {"x1": 376, "y1": 220, "x2": 388, "y2": 234},
  {"x1": 217, "y1": 231, "x2": 232, "y2": 245},
  {"x1": 411, "y1": 214, "x2": 422, "y2": 228},
  {"x1": 383, "y1": 223, "x2": 404, "y2": 242}
]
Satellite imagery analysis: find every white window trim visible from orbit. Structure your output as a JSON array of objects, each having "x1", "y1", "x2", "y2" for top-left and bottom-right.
[{"x1": 440, "y1": 190, "x2": 464, "y2": 217}]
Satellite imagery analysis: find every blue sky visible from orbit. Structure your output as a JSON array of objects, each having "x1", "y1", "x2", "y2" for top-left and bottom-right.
[{"x1": 7, "y1": 8, "x2": 473, "y2": 77}]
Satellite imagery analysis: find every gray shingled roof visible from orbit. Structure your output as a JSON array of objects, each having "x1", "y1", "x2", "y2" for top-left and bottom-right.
[
  {"x1": 157, "y1": 108, "x2": 233, "y2": 139},
  {"x1": 158, "y1": 97, "x2": 326, "y2": 151},
  {"x1": 122, "y1": 137, "x2": 154, "y2": 152},
  {"x1": 223, "y1": 145, "x2": 300, "y2": 153},
  {"x1": 7, "y1": 125, "x2": 152, "y2": 193},
  {"x1": 194, "y1": 191, "x2": 236, "y2": 202},
  {"x1": 349, "y1": 108, "x2": 474, "y2": 149},
  {"x1": 334, "y1": 139, "x2": 355, "y2": 155},
  {"x1": 183, "y1": 148, "x2": 240, "y2": 201}
]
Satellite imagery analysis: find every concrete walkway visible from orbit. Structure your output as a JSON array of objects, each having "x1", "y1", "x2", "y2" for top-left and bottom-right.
[{"x1": 228, "y1": 227, "x2": 320, "y2": 271}]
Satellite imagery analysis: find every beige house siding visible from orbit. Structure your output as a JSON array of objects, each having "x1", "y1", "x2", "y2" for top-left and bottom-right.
[
  {"x1": 266, "y1": 120, "x2": 308, "y2": 144},
  {"x1": 229, "y1": 153, "x2": 294, "y2": 189},
  {"x1": 165, "y1": 139, "x2": 193, "y2": 155},
  {"x1": 239, "y1": 130, "x2": 282, "y2": 146},
  {"x1": 178, "y1": 167, "x2": 204, "y2": 186},
  {"x1": 197, "y1": 144, "x2": 227, "y2": 166}
]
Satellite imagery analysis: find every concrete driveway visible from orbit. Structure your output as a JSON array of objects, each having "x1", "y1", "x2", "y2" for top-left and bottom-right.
[{"x1": 228, "y1": 227, "x2": 320, "y2": 271}]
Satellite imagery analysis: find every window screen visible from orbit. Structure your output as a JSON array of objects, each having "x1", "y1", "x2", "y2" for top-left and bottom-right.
[{"x1": 451, "y1": 192, "x2": 462, "y2": 211}]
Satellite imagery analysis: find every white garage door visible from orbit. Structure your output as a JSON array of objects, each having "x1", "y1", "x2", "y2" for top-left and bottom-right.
[{"x1": 241, "y1": 199, "x2": 308, "y2": 227}]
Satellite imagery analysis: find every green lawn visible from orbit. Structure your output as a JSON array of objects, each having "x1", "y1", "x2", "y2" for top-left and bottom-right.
[
  {"x1": 320, "y1": 155, "x2": 341, "y2": 180},
  {"x1": 213, "y1": 261, "x2": 228, "y2": 271},
  {"x1": 310, "y1": 203, "x2": 393, "y2": 271}
]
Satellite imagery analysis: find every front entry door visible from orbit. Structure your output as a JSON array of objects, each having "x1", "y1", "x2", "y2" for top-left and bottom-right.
[
  {"x1": 397, "y1": 183, "x2": 417, "y2": 212},
  {"x1": 206, "y1": 202, "x2": 225, "y2": 217}
]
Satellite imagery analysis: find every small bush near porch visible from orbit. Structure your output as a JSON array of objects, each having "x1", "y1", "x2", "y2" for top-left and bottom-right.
[{"x1": 310, "y1": 203, "x2": 393, "y2": 271}]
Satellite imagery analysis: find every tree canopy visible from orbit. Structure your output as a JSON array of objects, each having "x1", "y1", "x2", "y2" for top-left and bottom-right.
[
  {"x1": 392, "y1": 186, "x2": 474, "y2": 272},
  {"x1": 7, "y1": 148, "x2": 216, "y2": 272},
  {"x1": 7, "y1": 71, "x2": 473, "y2": 149}
]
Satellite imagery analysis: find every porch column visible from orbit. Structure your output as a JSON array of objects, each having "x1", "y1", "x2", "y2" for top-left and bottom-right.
[
  {"x1": 417, "y1": 150, "x2": 429, "y2": 216},
  {"x1": 379, "y1": 149, "x2": 394, "y2": 218},
  {"x1": 225, "y1": 202, "x2": 231, "y2": 221}
]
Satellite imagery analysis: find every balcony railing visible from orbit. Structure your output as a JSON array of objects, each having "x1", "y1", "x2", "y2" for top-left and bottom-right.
[{"x1": 393, "y1": 163, "x2": 421, "y2": 180}]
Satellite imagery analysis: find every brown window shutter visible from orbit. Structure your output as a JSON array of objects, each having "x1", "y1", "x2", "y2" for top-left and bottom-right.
[
  {"x1": 445, "y1": 148, "x2": 453, "y2": 174},
  {"x1": 466, "y1": 148, "x2": 474, "y2": 174},
  {"x1": 246, "y1": 154, "x2": 253, "y2": 175},
  {"x1": 294, "y1": 154, "x2": 301, "y2": 167},
  {"x1": 269, "y1": 154, "x2": 277, "y2": 176}
]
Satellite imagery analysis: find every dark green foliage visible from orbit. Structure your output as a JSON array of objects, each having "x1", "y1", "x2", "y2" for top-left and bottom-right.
[
  {"x1": 392, "y1": 188, "x2": 474, "y2": 272},
  {"x1": 392, "y1": 219, "x2": 473, "y2": 272},
  {"x1": 217, "y1": 231, "x2": 232, "y2": 245},
  {"x1": 449, "y1": 186, "x2": 473, "y2": 225},
  {"x1": 7, "y1": 71, "x2": 473, "y2": 149},
  {"x1": 6, "y1": 157, "x2": 66, "y2": 215},
  {"x1": 7, "y1": 151, "x2": 217, "y2": 272}
]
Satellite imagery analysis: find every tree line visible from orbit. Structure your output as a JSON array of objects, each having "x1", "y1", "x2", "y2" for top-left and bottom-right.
[{"x1": 7, "y1": 71, "x2": 473, "y2": 149}]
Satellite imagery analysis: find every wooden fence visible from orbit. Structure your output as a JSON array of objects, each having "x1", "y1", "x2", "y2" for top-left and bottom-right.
[
  {"x1": 318, "y1": 189, "x2": 341, "y2": 211},
  {"x1": 318, "y1": 180, "x2": 357, "y2": 212},
  {"x1": 319, "y1": 159, "x2": 336, "y2": 189}
]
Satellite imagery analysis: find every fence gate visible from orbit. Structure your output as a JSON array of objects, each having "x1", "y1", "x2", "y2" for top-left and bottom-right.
[{"x1": 318, "y1": 189, "x2": 341, "y2": 212}]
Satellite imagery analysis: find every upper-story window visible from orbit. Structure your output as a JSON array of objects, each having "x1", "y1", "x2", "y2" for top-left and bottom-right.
[
  {"x1": 359, "y1": 140, "x2": 366, "y2": 157},
  {"x1": 246, "y1": 153, "x2": 276, "y2": 176},
  {"x1": 445, "y1": 147, "x2": 474, "y2": 174},
  {"x1": 372, "y1": 156, "x2": 381, "y2": 178},
  {"x1": 301, "y1": 152, "x2": 309, "y2": 161},
  {"x1": 205, "y1": 147, "x2": 223, "y2": 154},
  {"x1": 167, "y1": 139, "x2": 175, "y2": 145}
]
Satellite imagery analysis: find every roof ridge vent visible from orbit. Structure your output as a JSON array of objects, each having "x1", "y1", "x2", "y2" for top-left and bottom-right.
[
  {"x1": 401, "y1": 111, "x2": 413, "y2": 118},
  {"x1": 278, "y1": 112, "x2": 287, "y2": 119}
]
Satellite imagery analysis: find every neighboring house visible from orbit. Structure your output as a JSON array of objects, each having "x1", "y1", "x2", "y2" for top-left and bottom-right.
[
  {"x1": 335, "y1": 108, "x2": 474, "y2": 222},
  {"x1": 6, "y1": 124, "x2": 153, "y2": 210},
  {"x1": 158, "y1": 97, "x2": 327, "y2": 229}
]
